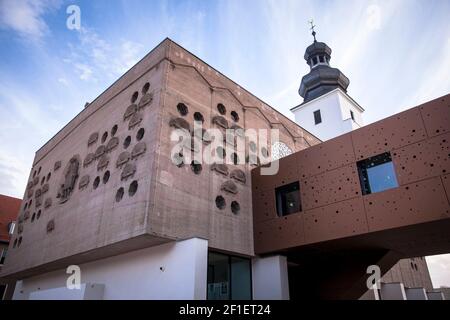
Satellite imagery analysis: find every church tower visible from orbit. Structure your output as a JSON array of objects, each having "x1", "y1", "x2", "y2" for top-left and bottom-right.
[{"x1": 291, "y1": 23, "x2": 364, "y2": 141}]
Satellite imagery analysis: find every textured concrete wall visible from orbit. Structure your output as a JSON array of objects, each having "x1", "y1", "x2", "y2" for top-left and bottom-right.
[
  {"x1": 382, "y1": 257, "x2": 433, "y2": 290},
  {"x1": 252, "y1": 93, "x2": 450, "y2": 256},
  {"x1": 148, "y1": 41, "x2": 319, "y2": 256},
  {"x1": 1, "y1": 38, "x2": 320, "y2": 280}
]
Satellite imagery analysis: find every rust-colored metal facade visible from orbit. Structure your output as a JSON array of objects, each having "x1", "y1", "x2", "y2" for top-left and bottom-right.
[{"x1": 252, "y1": 94, "x2": 450, "y2": 299}]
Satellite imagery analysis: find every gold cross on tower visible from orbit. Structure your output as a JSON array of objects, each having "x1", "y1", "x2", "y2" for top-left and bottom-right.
[{"x1": 308, "y1": 19, "x2": 317, "y2": 42}]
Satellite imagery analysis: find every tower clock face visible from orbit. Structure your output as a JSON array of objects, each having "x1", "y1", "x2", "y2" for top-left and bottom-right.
[{"x1": 271, "y1": 141, "x2": 293, "y2": 161}]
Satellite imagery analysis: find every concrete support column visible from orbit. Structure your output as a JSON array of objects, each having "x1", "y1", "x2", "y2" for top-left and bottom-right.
[
  {"x1": 380, "y1": 282, "x2": 406, "y2": 300},
  {"x1": 252, "y1": 255, "x2": 289, "y2": 300}
]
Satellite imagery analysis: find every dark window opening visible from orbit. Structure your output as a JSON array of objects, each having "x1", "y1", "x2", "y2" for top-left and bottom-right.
[
  {"x1": 93, "y1": 176, "x2": 100, "y2": 190},
  {"x1": 215, "y1": 195, "x2": 226, "y2": 210},
  {"x1": 357, "y1": 152, "x2": 399, "y2": 195},
  {"x1": 216, "y1": 147, "x2": 226, "y2": 159},
  {"x1": 177, "y1": 103, "x2": 188, "y2": 116},
  {"x1": 207, "y1": 251, "x2": 251, "y2": 300},
  {"x1": 313, "y1": 110, "x2": 322, "y2": 125},
  {"x1": 103, "y1": 171, "x2": 110, "y2": 184},
  {"x1": 136, "y1": 128, "x2": 145, "y2": 141},
  {"x1": 217, "y1": 103, "x2": 226, "y2": 115},
  {"x1": 275, "y1": 181, "x2": 301, "y2": 216},
  {"x1": 194, "y1": 112, "x2": 204, "y2": 123},
  {"x1": 142, "y1": 82, "x2": 150, "y2": 94},
  {"x1": 116, "y1": 187, "x2": 124, "y2": 202},
  {"x1": 312, "y1": 57, "x2": 318, "y2": 65},
  {"x1": 350, "y1": 110, "x2": 355, "y2": 121},
  {"x1": 190, "y1": 160, "x2": 202, "y2": 174},
  {"x1": 129, "y1": 180, "x2": 138, "y2": 196},
  {"x1": 123, "y1": 136, "x2": 131, "y2": 149},
  {"x1": 131, "y1": 91, "x2": 139, "y2": 103},
  {"x1": 111, "y1": 124, "x2": 118, "y2": 137},
  {"x1": 231, "y1": 201, "x2": 240, "y2": 215},
  {"x1": 231, "y1": 153, "x2": 239, "y2": 165},
  {"x1": 230, "y1": 111, "x2": 239, "y2": 122},
  {"x1": 319, "y1": 56, "x2": 324, "y2": 63},
  {"x1": 101, "y1": 131, "x2": 108, "y2": 143}
]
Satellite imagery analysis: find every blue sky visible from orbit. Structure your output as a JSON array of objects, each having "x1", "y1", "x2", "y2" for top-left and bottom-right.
[{"x1": 0, "y1": 0, "x2": 449, "y2": 288}]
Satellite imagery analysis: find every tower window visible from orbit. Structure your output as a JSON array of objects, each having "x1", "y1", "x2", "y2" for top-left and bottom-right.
[
  {"x1": 275, "y1": 181, "x2": 301, "y2": 217},
  {"x1": 312, "y1": 57, "x2": 318, "y2": 65},
  {"x1": 350, "y1": 110, "x2": 355, "y2": 121},
  {"x1": 313, "y1": 110, "x2": 322, "y2": 125},
  {"x1": 319, "y1": 56, "x2": 324, "y2": 63},
  {"x1": 357, "y1": 152, "x2": 399, "y2": 195}
]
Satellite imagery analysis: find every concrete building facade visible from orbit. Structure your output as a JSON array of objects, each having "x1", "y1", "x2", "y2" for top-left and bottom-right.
[
  {"x1": 0, "y1": 37, "x2": 448, "y2": 300},
  {"x1": 0, "y1": 194, "x2": 21, "y2": 299}
]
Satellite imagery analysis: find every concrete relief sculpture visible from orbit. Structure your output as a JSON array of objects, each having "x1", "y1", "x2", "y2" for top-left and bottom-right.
[
  {"x1": 33, "y1": 176, "x2": 39, "y2": 186},
  {"x1": 47, "y1": 220, "x2": 55, "y2": 233},
  {"x1": 169, "y1": 117, "x2": 190, "y2": 132},
  {"x1": 124, "y1": 104, "x2": 137, "y2": 121},
  {"x1": 116, "y1": 151, "x2": 131, "y2": 168},
  {"x1": 42, "y1": 183, "x2": 49, "y2": 194},
  {"x1": 27, "y1": 188, "x2": 34, "y2": 199},
  {"x1": 129, "y1": 112, "x2": 143, "y2": 130},
  {"x1": 212, "y1": 115, "x2": 229, "y2": 129},
  {"x1": 97, "y1": 155, "x2": 110, "y2": 171},
  {"x1": 221, "y1": 180, "x2": 238, "y2": 194},
  {"x1": 131, "y1": 142, "x2": 146, "y2": 159},
  {"x1": 211, "y1": 163, "x2": 229, "y2": 176},
  {"x1": 83, "y1": 153, "x2": 95, "y2": 167},
  {"x1": 106, "y1": 137, "x2": 119, "y2": 152},
  {"x1": 230, "y1": 169, "x2": 246, "y2": 184},
  {"x1": 121, "y1": 162, "x2": 136, "y2": 181},
  {"x1": 35, "y1": 188, "x2": 42, "y2": 198},
  {"x1": 57, "y1": 156, "x2": 80, "y2": 204},
  {"x1": 23, "y1": 211, "x2": 30, "y2": 221},
  {"x1": 44, "y1": 198, "x2": 52, "y2": 209},
  {"x1": 27, "y1": 181, "x2": 33, "y2": 190},
  {"x1": 79, "y1": 175, "x2": 90, "y2": 190},
  {"x1": 94, "y1": 145, "x2": 106, "y2": 159},
  {"x1": 35, "y1": 196, "x2": 42, "y2": 208},
  {"x1": 138, "y1": 92, "x2": 153, "y2": 109},
  {"x1": 54, "y1": 160, "x2": 62, "y2": 171},
  {"x1": 88, "y1": 132, "x2": 99, "y2": 146}
]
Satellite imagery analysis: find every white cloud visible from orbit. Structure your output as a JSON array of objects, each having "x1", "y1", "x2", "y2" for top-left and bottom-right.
[
  {"x1": 399, "y1": 37, "x2": 450, "y2": 112},
  {"x1": 426, "y1": 254, "x2": 450, "y2": 288},
  {"x1": 0, "y1": 0, "x2": 61, "y2": 40},
  {"x1": 65, "y1": 27, "x2": 144, "y2": 82},
  {"x1": 365, "y1": 4, "x2": 381, "y2": 31},
  {"x1": 57, "y1": 77, "x2": 69, "y2": 86},
  {"x1": 74, "y1": 62, "x2": 95, "y2": 81}
]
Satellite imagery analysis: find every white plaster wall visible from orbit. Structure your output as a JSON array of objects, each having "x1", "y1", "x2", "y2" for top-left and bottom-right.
[
  {"x1": 13, "y1": 238, "x2": 208, "y2": 300},
  {"x1": 292, "y1": 89, "x2": 364, "y2": 141},
  {"x1": 252, "y1": 255, "x2": 289, "y2": 300}
]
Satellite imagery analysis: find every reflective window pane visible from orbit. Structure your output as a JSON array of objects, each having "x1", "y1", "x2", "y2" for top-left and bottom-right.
[
  {"x1": 207, "y1": 252, "x2": 252, "y2": 300},
  {"x1": 231, "y1": 257, "x2": 252, "y2": 300},
  {"x1": 207, "y1": 252, "x2": 229, "y2": 300},
  {"x1": 366, "y1": 161, "x2": 398, "y2": 193},
  {"x1": 357, "y1": 152, "x2": 399, "y2": 195}
]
